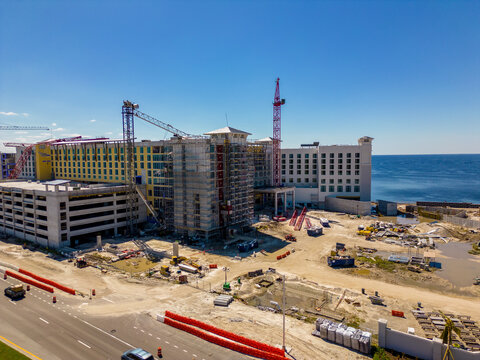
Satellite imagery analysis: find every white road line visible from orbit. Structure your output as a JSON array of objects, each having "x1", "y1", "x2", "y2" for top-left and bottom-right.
[
  {"x1": 165, "y1": 341, "x2": 170, "y2": 344},
  {"x1": 183, "y1": 349, "x2": 188, "y2": 353},
  {"x1": 77, "y1": 340, "x2": 91, "y2": 349},
  {"x1": 9, "y1": 300, "x2": 16, "y2": 305},
  {"x1": 140, "y1": 330, "x2": 145, "y2": 333},
  {"x1": 174, "y1": 345, "x2": 178, "y2": 349},
  {"x1": 39, "y1": 317, "x2": 49, "y2": 324},
  {"x1": 156, "y1": 337, "x2": 161, "y2": 340},
  {"x1": 193, "y1": 354, "x2": 197, "y2": 357},
  {"x1": 103, "y1": 298, "x2": 114, "y2": 303},
  {"x1": 148, "y1": 333, "x2": 152, "y2": 336},
  {"x1": 133, "y1": 326, "x2": 137, "y2": 329},
  {"x1": 78, "y1": 318, "x2": 134, "y2": 348}
]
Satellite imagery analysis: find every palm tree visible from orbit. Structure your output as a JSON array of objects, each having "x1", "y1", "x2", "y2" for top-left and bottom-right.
[{"x1": 440, "y1": 311, "x2": 461, "y2": 360}]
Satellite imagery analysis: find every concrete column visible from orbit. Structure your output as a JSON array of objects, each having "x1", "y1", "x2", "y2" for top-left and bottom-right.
[
  {"x1": 274, "y1": 193, "x2": 278, "y2": 215},
  {"x1": 284, "y1": 192, "x2": 287, "y2": 213},
  {"x1": 292, "y1": 190, "x2": 295, "y2": 209},
  {"x1": 378, "y1": 319, "x2": 387, "y2": 348},
  {"x1": 432, "y1": 337, "x2": 443, "y2": 360}
]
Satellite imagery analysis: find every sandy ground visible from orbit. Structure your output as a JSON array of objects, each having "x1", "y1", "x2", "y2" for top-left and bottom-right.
[{"x1": 1, "y1": 210, "x2": 479, "y2": 359}]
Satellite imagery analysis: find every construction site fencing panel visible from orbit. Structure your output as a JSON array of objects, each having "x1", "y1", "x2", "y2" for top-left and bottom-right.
[
  {"x1": 5, "y1": 270, "x2": 54, "y2": 293},
  {"x1": 164, "y1": 310, "x2": 284, "y2": 356}
]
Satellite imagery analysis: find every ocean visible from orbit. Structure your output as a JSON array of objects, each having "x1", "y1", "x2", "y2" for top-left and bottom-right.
[{"x1": 371, "y1": 154, "x2": 480, "y2": 204}]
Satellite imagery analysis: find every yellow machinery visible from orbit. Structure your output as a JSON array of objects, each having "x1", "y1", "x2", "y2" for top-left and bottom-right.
[
  {"x1": 160, "y1": 265, "x2": 170, "y2": 276},
  {"x1": 170, "y1": 256, "x2": 178, "y2": 265}
]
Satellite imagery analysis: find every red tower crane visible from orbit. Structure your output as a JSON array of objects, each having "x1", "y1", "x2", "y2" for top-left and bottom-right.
[{"x1": 273, "y1": 78, "x2": 285, "y2": 187}]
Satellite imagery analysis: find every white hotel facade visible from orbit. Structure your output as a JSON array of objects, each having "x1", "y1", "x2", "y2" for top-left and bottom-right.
[{"x1": 280, "y1": 136, "x2": 373, "y2": 208}]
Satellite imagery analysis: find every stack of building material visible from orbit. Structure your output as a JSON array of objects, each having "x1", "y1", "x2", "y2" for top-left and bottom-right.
[
  {"x1": 359, "y1": 331, "x2": 372, "y2": 354},
  {"x1": 319, "y1": 319, "x2": 331, "y2": 339},
  {"x1": 335, "y1": 324, "x2": 347, "y2": 344},
  {"x1": 343, "y1": 327, "x2": 356, "y2": 348},
  {"x1": 327, "y1": 323, "x2": 338, "y2": 342},
  {"x1": 351, "y1": 329, "x2": 363, "y2": 351},
  {"x1": 214, "y1": 294, "x2": 234, "y2": 307}
]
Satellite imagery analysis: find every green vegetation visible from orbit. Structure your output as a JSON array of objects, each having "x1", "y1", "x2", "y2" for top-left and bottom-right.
[
  {"x1": 468, "y1": 243, "x2": 480, "y2": 256},
  {"x1": 372, "y1": 346, "x2": 389, "y2": 360},
  {"x1": 0, "y1": 341, "x2": 31, "y2": 360},
  {"x1": 345, "y1": 315, "x2": 363, "y2": 328},
  {"x1": 356, "y1": 256, "x2": 396, "y2": 272}
]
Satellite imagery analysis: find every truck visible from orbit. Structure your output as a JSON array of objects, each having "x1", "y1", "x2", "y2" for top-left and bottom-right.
[
  {"x1": 237, "y1": 239, "x2": 259, "y2": 252},
  {"x1": 4, "y1": 284, "x2": 26, "y2": 300}
]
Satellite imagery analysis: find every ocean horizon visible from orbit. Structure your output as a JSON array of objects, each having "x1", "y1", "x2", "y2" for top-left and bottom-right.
[{"x1": 371, "y1": 153, "x2": 480, "y2": 204}]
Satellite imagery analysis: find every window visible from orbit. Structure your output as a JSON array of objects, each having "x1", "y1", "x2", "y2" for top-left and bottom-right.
[
  {"x1": 329, "y1": 179, "x2": 334, "y2": 184},
  {"x1": 320, "y1": 185, "x2": 326, "y2": 192},
  {"x1": 329, "y1": 171, "x2": 334, "y2": 175},
  {"x1": 338, "y1": 171, "x2": 343, "y2": 175},
  {"x1": 282, "y1": 165, "x2": 286, "y2": 170},
  {"x1": 312, "y1": 177, "x2": 317, "y2": 182},
  {"x1": 313, "y1": 153, "x2": 317, "y2": 158},
  {"x1": 321, "y1": 153, "x2": 326, "y2": 158},
  {"x1": 346, "y1": 171, "x2": 351, "y2": 175},
  {"x1": 355, "y1": 171, "x2": 360, "y2": 175},
  {"x1": 346, "y1": 186, "x2": 351, "y2": 192},
  {"x1": 329, "y1": 186, "x2": 335, "y2": 192},
  {"x1": 313, "y1": 170, "x2": 317, "y2": 174},
  {"x1": 289, "y1": 170, "x2": 293, "y2": 175},
  {"x1": 355, "y1": 153, "x2": 360, "y2": 158},
  {"x1": 337, "y1": 186, "x2": 343, "y2": 192},
  {"x1": 346, "y1": 179, "x2": 351, "y2": 184},
  {"x1": 297, "y1": 154, "x2": 301, "y2": 158},
  {"x1": 297, "y1": 165, "x2": 301, "y2": 169},
  {"x1": 282, "y1": 154, "x2": 286, "y2": 158},
  {"x1": 297, "y1": 178, "x2": 301, "y2": 183},
  {"x1": 321, "y1": 179, "x2": 326, "y2": 184},
  {"x1": 305, "y1": 178, "x2": 309, "y2": 183},
  {"x1": 347, "y1": 153, "x2": 351, "y2": 158},
  {"x1": 282, "y1": 178, "x2": 285, "y2": 183},
  {"x1": 355, "y1": 179, "x2": 359, "y2": 184},
  {"x1": 330, "y1": 153, "x2": 334, "y2": 158},
  {"x1": 354, "y1": 186, "x2": 360, "y2": 192},
  {"x1": 297, "y1": 170, "x2": 301, "y2": 175},
  {"x1": 281, "y1": 170, "x2": 286, "y2": 175},
  {"x1": 321, "y1": 171, "x2": 326, "y2": 175},
  {"x1": 338, "y1": 179, "x2": 342, "y2": 184},
  {"x1": 305, "y1": 153, "x2": 309, "y2": 158},
  {"x1": 305, "y1": 170, "x2": 309, "y2": 174},
  {"x1": 289, "y1": 154, "x2": 293, "y2": 158},
  {"x1": 289, "y1": 178, "x2": 293, "y2": 183}
]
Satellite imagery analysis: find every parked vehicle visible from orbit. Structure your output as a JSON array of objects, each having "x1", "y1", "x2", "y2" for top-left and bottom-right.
[
  {"x1": 4, "y1": 284, "x2": 26, "y2": 300},
  {"x1": 121, "y1": 348, "x2": 154, "y2": 360}
]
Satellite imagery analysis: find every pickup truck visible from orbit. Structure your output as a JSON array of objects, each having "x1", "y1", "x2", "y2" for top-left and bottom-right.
[{"x1": 4, "y1": 284, "x2": 26, "y2": 300}]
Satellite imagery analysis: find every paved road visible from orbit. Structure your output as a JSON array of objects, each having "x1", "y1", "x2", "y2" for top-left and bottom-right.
[{"x1": 1, "y1": 277, "x2": 247, "y2": 360}]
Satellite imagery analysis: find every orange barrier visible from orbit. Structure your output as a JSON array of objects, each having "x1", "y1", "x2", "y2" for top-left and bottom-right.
[
  {"x1": 164, "y1": 317, "x2": 286, "y2": 360},
  {"x1": 5, "y1": 270, "x2": 54, "y2": 293},
  {"x1": 391, "y1": 310, "x2": 405, "y2": 318},
  {"x1": 209, "y1": 264, "x2": 218, "y2": 269},
  {"x1": 18, "y1": 269, "x2": 75, "y2": 295},
  {"x1": 165, "y1": 311, "x2": 284, "y2": 357}
]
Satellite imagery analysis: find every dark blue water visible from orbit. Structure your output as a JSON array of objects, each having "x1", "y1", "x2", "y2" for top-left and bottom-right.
[{"x1": 372, "y1": 154, "x2": 480, "y2": 204}]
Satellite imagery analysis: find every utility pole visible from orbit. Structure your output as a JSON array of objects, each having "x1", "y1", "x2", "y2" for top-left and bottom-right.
[{"x1": 282, "y1": 274, "x2": 286, "y2": 351}]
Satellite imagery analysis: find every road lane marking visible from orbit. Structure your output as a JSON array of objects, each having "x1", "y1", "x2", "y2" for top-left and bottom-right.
[
  {"x1": 39, "y1": 318, "x2": 49, "y2": 324},
  {"x1": 148, "y1": 333, "x2": 152, "y2": 336},
  {"x1": 174, "y1": 345, "x2": 178, "y2": 348},
  {"x1": 165, "y1": 341, "x2": 170, "y2": 344},
  {"x1": 140, "y1": 329, "x2": 145, "y2": 333},
  {"x1": 183, "y1": 349, "x2": 188, "y2": 353},
  {"x1": 133, "y1": 326, "x2": 137, "y2": 329},
  {"x1": 0, "y1": 335, "x2": 43, "y2": 360},
  {"x1": 77, "y1": 340, "x2": 91, "y2": 349},
  {"x1": 103, "y1": 298, "x2": 114, "y2": 303},
  {"x1": 78, "y1": 319, "x2": 134, "y2": 348},
  {"x1": 156, "y1": 337, "x2": 161, "y2": 340},
  {"x1": 193, "y1": 354, "x2": 197, "y2": 357}
]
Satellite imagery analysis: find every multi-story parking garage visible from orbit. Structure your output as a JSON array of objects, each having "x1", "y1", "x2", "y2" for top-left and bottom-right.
[{"x1": 0, "y1": 180, "x2": 146, "y2": 248}]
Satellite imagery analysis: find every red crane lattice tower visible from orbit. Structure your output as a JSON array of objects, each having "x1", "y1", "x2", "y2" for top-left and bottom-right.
[{"x1": 273, "y1": 78, "x2": 285, "y2": 187}]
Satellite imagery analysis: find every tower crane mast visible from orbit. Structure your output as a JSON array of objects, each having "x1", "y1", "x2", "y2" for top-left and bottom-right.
[{"x1": 273, "y1": 78, "x2": 285, "y2": 187}]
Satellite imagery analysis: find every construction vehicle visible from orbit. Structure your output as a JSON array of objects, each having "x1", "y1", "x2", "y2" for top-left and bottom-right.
[
  {"x1": 160, "y1": 265, "x2": 170, "y2": 276},
  {"x1": 223, "y1": 282, "x2": 231, "y2": 291},
  {"x1": 4, "y1": 284, "x2": 26, "y2": 300},
  {"x1": 285, "y1": 234, "x2": 297, "y2": 242},
  {"x1": 474, "y1": 277, "x2": 480, "y2": 286},
  {"x1": 170, "y1": 256, "x2": 178, "y2": 266},
  {"x1": 75, "y1": 257, "x2": 88, "y2": 268}
]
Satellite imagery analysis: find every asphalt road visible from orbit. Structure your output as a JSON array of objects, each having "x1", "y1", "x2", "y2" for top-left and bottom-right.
[{"x1": 0, "y1": 277, "x2": 248, "y2": 360}]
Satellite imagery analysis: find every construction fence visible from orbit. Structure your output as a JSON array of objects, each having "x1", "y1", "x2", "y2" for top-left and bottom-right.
[{"x1": 443, "y1": 215, "x2": 480, "y2": 229}]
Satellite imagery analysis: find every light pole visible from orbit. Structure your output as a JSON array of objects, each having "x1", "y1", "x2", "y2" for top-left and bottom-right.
[{"x1": 282, "y1": 274, "x2": 286, "y2": 351}]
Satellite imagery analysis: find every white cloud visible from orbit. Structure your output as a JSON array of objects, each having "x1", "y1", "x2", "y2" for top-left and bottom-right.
[
  {"x1": 51, "y1": 122, "x2": 57, "y2": 126},
  {"x1": 52, "y1": 127, "x2": 65, "y2": 132},
  {"x1": 0, "y1": 111, "x2": 29, "y2": 117},
  {"x1": 106, "y1": 131, "x2": 113, "y2": 135},
  {"x1": 90, "y1": 119, "x2": 97, "y2": 123}
]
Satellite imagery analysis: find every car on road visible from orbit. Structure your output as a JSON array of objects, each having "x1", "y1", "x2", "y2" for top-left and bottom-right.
[
  {"x1": 121, "y1": 348, "x2": 154, "y2": 360},
  {"x1": 4, "y1": 284, "x2": 26, "y2": 300}
]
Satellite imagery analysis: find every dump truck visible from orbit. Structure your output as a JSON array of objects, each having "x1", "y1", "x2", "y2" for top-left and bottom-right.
[{"x1": 4, "y1": 284, "x2": 26, "y2": 300}]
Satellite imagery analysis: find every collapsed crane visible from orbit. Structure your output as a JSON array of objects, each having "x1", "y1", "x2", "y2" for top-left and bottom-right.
[{"x1": 121, "y1": 100, "x2": 203, "y2": 234}]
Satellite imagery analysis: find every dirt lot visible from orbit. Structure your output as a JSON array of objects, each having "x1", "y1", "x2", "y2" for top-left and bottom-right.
[{"x1": 1, "y1": 210, "x2": 479, "y2": 359}]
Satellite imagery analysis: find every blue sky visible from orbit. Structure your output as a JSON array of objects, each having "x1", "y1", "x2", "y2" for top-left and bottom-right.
[{"x1": 0, "y1": 0, "x2": 479, "y2": 155}]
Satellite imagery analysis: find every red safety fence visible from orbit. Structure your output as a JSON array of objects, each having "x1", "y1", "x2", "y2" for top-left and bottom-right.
[
  {"x1": 18, "y1": 269, "x2": 76, "y2": 295},
  {"x1": 165, "y1": 311, "x2": 284, "y2": 356},
  {"x1": 5, "y1": 270, "x2": 54, "y2": 293},
  {"x1": 164, "y1": 317, "x2": 286, "y2": 360},
  {"x1": 391, "y1": 310, "x2": 405, "y2": 318}
]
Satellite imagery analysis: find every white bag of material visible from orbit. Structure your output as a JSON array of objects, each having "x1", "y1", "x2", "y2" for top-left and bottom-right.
[
  {"x1": 335, "y1": 326, "x2": 346, "y2": 344},
  {"x1": 343, "y1": 327, "x2": 355, "y2": 348},
  {"x1": 351, "y1": 329, "x2": 362, "y2": 351},
  {"x1": 315, "y1": 317, "x2": 325, "y2": 331},
  {"x1": 360, "y1": 331, "x2": 372, "y2": 354},
  {"x1": 320, "y1": 322, "x2": 330, "y2": 339},
  {"x1": 327, "y1": 323, "x2": 338, "y2": 342}
]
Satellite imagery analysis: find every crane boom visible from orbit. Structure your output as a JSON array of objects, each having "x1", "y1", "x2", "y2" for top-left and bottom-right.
[
  {"x1": 0, "y1": 126, "x2": 49, "y2": 130},
  {"x1": 133, "y1": 109, "x2": 203, "y2": 138}
]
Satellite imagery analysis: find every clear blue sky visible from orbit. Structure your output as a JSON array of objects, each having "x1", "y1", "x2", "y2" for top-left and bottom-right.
[{"x1": 0, "y1": 0, "x2": 479, "y2": 155}]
